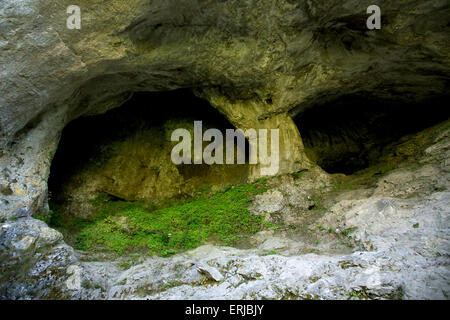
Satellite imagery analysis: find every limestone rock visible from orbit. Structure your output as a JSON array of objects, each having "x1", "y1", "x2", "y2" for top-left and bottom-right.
[
  {"x1": 196, "y1": 263, "x2": 224, "y2": 282},
  {"x1": 0, "y1": 218, "x2": 76, "y2": 299}
]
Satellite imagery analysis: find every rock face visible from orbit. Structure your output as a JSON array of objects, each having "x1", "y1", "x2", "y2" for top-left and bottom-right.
[
  {"x1": 0, "y1": 0, "x2": 449, "y2": 299},
  {"x1": 0, "y1": 218, "x2": 75, "y2": 299}
]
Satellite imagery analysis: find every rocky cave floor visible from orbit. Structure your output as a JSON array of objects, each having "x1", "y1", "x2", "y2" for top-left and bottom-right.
[{"x1": 29, "y1": 119, "x2": 449, "y2": 300}]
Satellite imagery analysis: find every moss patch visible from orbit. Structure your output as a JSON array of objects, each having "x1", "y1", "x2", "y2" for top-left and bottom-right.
[{"x1": 50, "y1": 179, "x2": 271, "y2": 258}]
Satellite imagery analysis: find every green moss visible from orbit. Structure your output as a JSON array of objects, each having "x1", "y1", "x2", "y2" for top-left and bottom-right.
[
  {"x1": 160, "y1": 280, "x2": 184, "y2": 292},
  {"x1": 51, "y1": 179, "x2": 271, "y2": 257},
  {"x1": 292, "y1": 169, "x2": 309, "y2": 180},
  {"x1": 309, "y1": 194, "x2": 325, "y2": 211},
  {"x1": 341, "y1": 226, "x2": 357, "y2": 237},
  {"x1": 301, "y1": 293, "x2": 320, "y2": 300},
  {"x1": 264, "y1": 250, "x2": 278, "y2": 256},
  {"x1": 81, "y1": 280, "x2": 105, "y2": 292},
  {"x1": 34, "y1": 210, "x2": 54, "y2": 224},
  {"x1": 118, "y1": 261, "x2": 133, "y2": 270},
  {"x1": 331, "y1": 179, "x2": 357, "y2": 191}
]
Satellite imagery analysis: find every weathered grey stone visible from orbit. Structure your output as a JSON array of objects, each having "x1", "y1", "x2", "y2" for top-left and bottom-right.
[
  {"x1": 196, "y1": 263, "x2": 224, "y2": 282},
  {"x1": 0, "y1": 218, "x2": 76, "y2": 299},
  {"x1": 13, "y1": 208, "x2": 31, "y2": 219}
]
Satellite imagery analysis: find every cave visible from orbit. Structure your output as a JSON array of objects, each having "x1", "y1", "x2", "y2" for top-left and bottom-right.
[
  {"x1": 294, "y1": 93, "x2": 450, "y2": 175},
  {"x1": 48, "y1": 89, "x2": 250, "y2": 219},
  {"x1": 2, "y1": 0, "x2": 450, "y2": 301}
]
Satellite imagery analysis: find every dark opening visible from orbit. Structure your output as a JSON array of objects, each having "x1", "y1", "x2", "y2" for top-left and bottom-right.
[
  {"x1": 48, "y1": 89, "x2": 250, "y2": 218},
  {"x1": 294, "y1": 94, "x2": 450, "y2": 175}
]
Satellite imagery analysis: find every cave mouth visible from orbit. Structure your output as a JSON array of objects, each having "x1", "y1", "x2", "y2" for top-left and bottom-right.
[
  {"x1": 294, "y1": 93, "x2": 450, "y2": 175},
  {"x1": 48, "y1": 89, "x2": 250, "y2": 220}
]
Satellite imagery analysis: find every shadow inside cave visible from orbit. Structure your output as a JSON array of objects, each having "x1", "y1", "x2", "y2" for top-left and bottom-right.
[
  {"x1": 294, "y1": 93, "x2": 450, "y2": 175},
  {"x1": 48, "y1": 89, "x2": 250, "y2": 219}
]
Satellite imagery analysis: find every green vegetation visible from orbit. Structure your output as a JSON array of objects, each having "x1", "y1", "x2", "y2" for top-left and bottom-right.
[
  {"x1": 345, "y1": 289, "x2": 372, "y2": 300},
  {"x1": 413, "y1": 223, "x2": 419, "y2": 229},
  {"x1": 34, "y1": 210, "x2": 54, "y2": 224},
  {"x1": 50, "y1": 179, "x2": 272, "y2": 258},
  {"x1": 292, "y1": 169, "x2": 309, "y2": 180},
  {"x1": 341, "y1": 226, "x2": 357, "y2": 237},
  {"x1": 160, "y1": 280, "x2": 184, "y2": 292},
  {"x1": 308, "y1": 194, "x2": 325, "y2": 211},
  {"x1": 81, "y1": 280, "x2": 104, "y2": 291}
]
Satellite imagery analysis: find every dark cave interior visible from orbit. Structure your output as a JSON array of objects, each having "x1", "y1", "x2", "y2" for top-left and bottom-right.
[
  {"x1": 48, "y1": 89, "x2": 250, "y2": 210},
  {"x1": 295, "y1": 93, "x2": 450, "y2": 175},
  {"x1": 48, "y1": 88, "x2": 450, "y2": 212}
]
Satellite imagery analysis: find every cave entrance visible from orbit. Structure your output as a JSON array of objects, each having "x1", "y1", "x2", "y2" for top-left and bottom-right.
[
  {"x1": 294, "y1": 94, "x2": 450, "y2": 175},
  {"x1": 48, "y1": 89, "x2": 250, "y2": 219}
]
